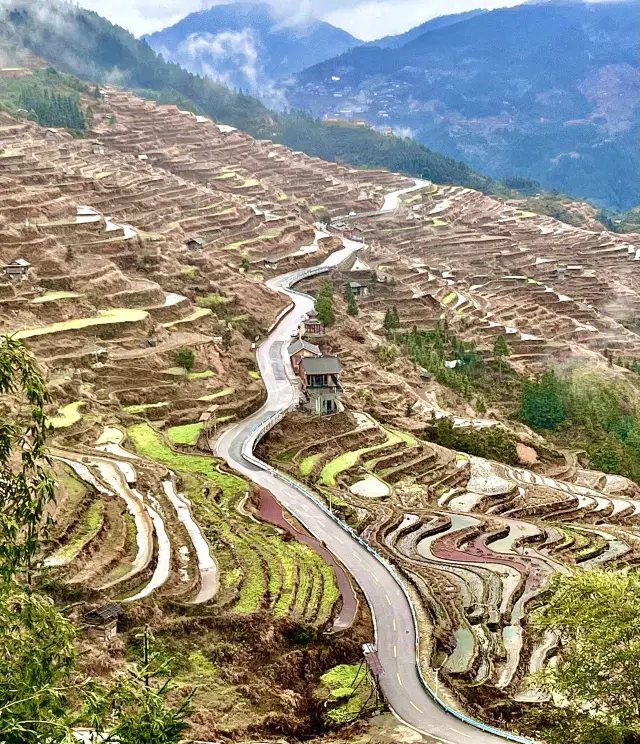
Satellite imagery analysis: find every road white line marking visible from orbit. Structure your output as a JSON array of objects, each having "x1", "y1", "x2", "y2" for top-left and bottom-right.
[
  {"x1": 354, "y1": 553, "x2": 363, "y2": 562},
  {"x1": 409, "y1": 701, "x2": 423, "y2": 714},
  {"x1": 393, "y1": 645, "x2": 397, "y2": 658},
  {"x1": 449, "y1": 727, "x2": 472, "y2": 739},
  {"x1": 335, "y1": 535, "x2": 344, "y2": 544},
  {"x1": 396, "y1": 672, "x2": 402, "y2": 686},
  {"x1": 371, "y1": 572, "x2": 379, "y2": 583},
  {"x1": 393, "y1": 618, "x2": 397, "y2": 632},
  {"x1": 385, "y1": 594, "x2": 391, "y2": 605}
]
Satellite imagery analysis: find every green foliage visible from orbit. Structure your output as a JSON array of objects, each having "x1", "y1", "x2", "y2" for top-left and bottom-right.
[
  {"x1": 0, "y1": 335, "x2": 55, "y2": 583},
  {"x1": 395, "y1": 322, "x2": 482, "y2": 397},
  {"x1": 383, "y1": 306, "x2": 399, "y2": 331},
  {"x1": 517, "y1": 369, "x2": 566, "y2": 430},
  {"x1": 315, "y1": 280, "x2": 335, "y2": 327},
  {"x1": 530, "y1": 569, "x2": 640, "y2": 744},
  {"x1": 0, "y1": 589, "x2": 77, "y2": 741},
  {"x1": 344, "y1": 284, "x2": 358, "y2": 316},
  {"x1": 424, "y1": 416, "x2": 519, "y2": 465},
  {"x1": 240, "y1": 257, "x2": 249, "y2": 271},
  {"x1": 374, "y1": 343, "x2": 398, "y2": 368},
  {"x1": 493, "y1": 334, "x2": 510, "y2": 377},
  {"x1": 174, "y1": 346, "x2": 195, "y2": 372},
  {"x1": 19, "y1": 84, "x2": 85, "y2": 130}
]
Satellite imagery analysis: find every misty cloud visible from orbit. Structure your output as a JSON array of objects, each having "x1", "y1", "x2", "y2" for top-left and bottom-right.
[{"x1": 178, "y1": 29, "x2": 288, "y2": 109}]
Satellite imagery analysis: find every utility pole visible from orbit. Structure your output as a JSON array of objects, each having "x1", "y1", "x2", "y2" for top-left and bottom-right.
[{"x1": 143, "y1": 625, "x2": 150, "y2": 689}]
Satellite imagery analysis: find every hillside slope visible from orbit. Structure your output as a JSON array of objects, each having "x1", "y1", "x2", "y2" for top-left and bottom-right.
[
  {"x1": 286, "y1": 1, "x2": 640, "y2": 209},
  {"x1": 143, "y1": 2, "x2": 361, "y2": 105},
  {"x1": 0, "y1": 0, "x2": 499, "y2": 193}
]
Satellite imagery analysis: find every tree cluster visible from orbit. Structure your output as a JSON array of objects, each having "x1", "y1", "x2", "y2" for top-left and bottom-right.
[
  {"x1": 424, "y1": 415, "x2": 519, "y2": 465},
  {"x1": 395, "y1": 322, "x2": 482, "y2": 397},
  {"x1": 19, "y1": 84, "x2": 86, "y2": 131},
  {"x1": 315, "y1": 280, "x2": 335, "y2": 326}
]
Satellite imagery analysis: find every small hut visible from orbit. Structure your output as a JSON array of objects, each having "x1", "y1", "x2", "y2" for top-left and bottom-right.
[
  {"x1": 85, "y1": 602, "x2": 122, "y2": 642},
  {"x1": 186, "y1": 237, "x2": 204, "y2": 252},
  {"x1": 3, "y1": 258, "x2": 31, "y2": 279}
]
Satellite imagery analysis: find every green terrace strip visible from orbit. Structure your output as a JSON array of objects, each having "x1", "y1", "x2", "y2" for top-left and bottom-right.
[
  {"x1": 162, "y1": 307, "x2": 212, "y2": 328},
  {"x1": 13, "y1": 308, "x2": 148, "y2": 339},
  {"x1": 188, "y1": 370, "x2": 214, "y2": 380},
  {"x1": 319, "y1": 426, "x2": 409, "y2": 486},
  {"x1": 299, "y1": 453, "x2": 323, "y2": 476},
  {"x1": 123, "y1": 401, "x2": 169, "y2": 414},
  {"x1": 128, "y1": 423, "x2": 232, "y2": 480},
  {"x1": 55, "y1": 500, "x2": 104, "y2": 562},
  {"x1": 198, "y1": 387, "x2": 234, "y2": 401},
  {"x1": 49, "y1": 401, "x2": 84, "y2": 429},
  {"x1": 166, "y1": 422, "x2": 205, "y2": 445},
  {"x1": 30, "y1": 290, "x2": 84, "y2": 304},
  {"x1": 248, "y1": 370, "x2": 261, "y2": 379}
]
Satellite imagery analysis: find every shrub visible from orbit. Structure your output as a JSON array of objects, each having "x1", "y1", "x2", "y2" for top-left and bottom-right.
[{"x1": 175, "y1": 347, "x2": 195, "y2": 372}]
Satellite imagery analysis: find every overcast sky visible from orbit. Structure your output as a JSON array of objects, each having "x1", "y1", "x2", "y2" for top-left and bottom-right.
[{"x1": 77, "y1": 0, "x2": 525, "y2": 40}]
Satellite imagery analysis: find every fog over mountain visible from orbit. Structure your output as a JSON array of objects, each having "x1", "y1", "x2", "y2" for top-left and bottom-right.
[{"x1": 143, "y1": 2, "x2": 361, "y2": 107}]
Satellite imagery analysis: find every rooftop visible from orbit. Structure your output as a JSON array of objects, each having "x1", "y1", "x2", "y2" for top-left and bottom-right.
[
  {"x1": 300, "y1": 355, "x2": 341, "y2": 376},
  {"x1": 288, "y1": 338, "x2": 321, "y2": 356}
]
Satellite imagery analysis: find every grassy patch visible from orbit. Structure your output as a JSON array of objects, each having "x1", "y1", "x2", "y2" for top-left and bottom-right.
[
  {"x1": 31, "y1": 290, "x2": 84, "y2": 304},
  {"x1": 14, "y1": 308, "x2": 147, "y2": 339},
  {"x1": 300, "y1": 453, "x2": 322, "y2": 476},
  {"x1": 162, "y1": 307, "x2": 211, "y2": 328},
  {"x1": 442, "y1": 292, "x2": 457, "y2": 305},
  {"x1": 248, "y1": 370, "x2": 261, "y2": 380},
  {"x1": 49, "y1": 401, "x2": 84, "y2": 429},
  {"x1": 123, "y1": 401, "x2": 168, "y2": 414},
  {"x1": 198, "y1": 387, "x2": 234, "y2": 402},
  {"x1": 432, "y1": 216, "x2": 449, "y2": 227},
  {"x1": 127, "y1": 424, "x2": 243, "y2": 497},
  {"x1": 166, "y1": 422, "x2": 204, "y2": 445},
  {"x1": 179, "y1": 266, "x2": 199, "y2": 277},
  {"x1": 188, "y1": 369, "x2": 214, "y2": 380},
  {"x1": 320, "y1": 426, "x2": 404, "y2": 486},
  {"x1": 58, "y1": 500, "x2": 104, "y2": 560},
  {"x1": 320, "y1": 664, "x2": 372, "y2": 723}
]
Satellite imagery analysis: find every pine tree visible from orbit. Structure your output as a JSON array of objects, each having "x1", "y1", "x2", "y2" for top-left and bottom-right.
[
  {"x1": 383, "y1": 307, "x2": 399, "y2": 331},
  {"x1": 493, "y1": 334, "x2": 510, "y2": 377},
  {"x1": 344, "y1": 283, "x2": 358, "y2": 316}
]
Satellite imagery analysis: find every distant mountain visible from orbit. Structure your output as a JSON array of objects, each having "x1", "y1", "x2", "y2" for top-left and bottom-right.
[
  {"x1": 143, "y1": 3, "x2": 361, "y2": 107},
  {"x1": 367, "y1": 9, "x2": 487, "y2": 49},
  {"x1": 286, "y1": 1, "x2": 640, "y2": 209}
]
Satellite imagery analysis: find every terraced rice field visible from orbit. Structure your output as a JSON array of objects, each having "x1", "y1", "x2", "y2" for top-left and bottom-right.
[
  {"x1": 259, "y1": 409, "x2": 640, "y2": 708},
  {"x1": 42, "y1": 423, "x2": 344, "y2": 627}
]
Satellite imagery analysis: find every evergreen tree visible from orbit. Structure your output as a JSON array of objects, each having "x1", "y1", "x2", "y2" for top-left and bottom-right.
[
  {"x1": 383, "y1": 307, "x2": 399, "y2": 331},
  {"x1": 344, "y1": 283, "x2": 358, "y2": 316},
  {"x1": 316, "y1": 281, "x2": 335, "y2": 326},
  {"x1": 517, "y1": 369, "x2": 566, "y2": 430},
  {"x1": 493, "y1": 334, "x2": 510, "y2": 377}
]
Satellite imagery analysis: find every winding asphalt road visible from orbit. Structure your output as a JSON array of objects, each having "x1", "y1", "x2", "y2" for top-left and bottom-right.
[{"x1": 216, "y1": 183, "x2": 527, "y2": 744}]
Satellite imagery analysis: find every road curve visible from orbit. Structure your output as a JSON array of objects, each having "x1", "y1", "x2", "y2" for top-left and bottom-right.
[{"x1": 215, "y1": 184, "x2": 528, "y2": 744}]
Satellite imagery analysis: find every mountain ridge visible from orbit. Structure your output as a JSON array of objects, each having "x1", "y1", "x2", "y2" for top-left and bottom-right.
[
  {"x1": 285, "y1": 0, "x2": 640, "y2": 209},
  {"x1": 143, "y1": 2, "x2": 361, "y2": 105}
]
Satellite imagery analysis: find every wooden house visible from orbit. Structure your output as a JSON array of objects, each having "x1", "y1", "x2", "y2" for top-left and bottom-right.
[
  {"x1": 288, "y1": 338, "x2": 321, "y2": 374},
  {"x1": 186, "y1": 237, "x2": 204, "y2": 252},
  {"x1": 3, "y1": 258, "x2": 30, "y2": 279},
  {"x1": 302, "y1": 309, "x2": 324, "y2": 338},
  {"x1": 299, "y1": 356, "x2": 342, "y2": 415}
]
